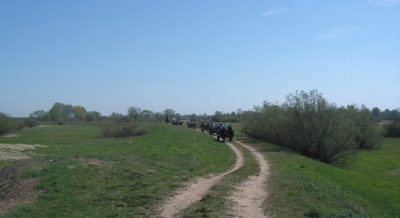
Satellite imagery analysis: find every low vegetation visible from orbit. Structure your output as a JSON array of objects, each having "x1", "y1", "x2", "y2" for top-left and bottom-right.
[
  {"x1": 99, "y1": 120, "x2": 147, "y2": 138},
  {"x1": 0, "y1": 123, "x2": 235, "y2": 217},
  {"x1": 0, "y1": 112, "x2": 16, "y2": 135},
  {"x1": 383, "y1": 117, "x2": 400, "y2": 138}
]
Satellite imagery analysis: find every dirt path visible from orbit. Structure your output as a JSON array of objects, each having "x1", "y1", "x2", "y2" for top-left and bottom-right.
[
  {"x1": 158, "y1": 131, "x2": 270, "y2": 218},
  {"x1": 228, "y1": 141, "x2": 269, "y2": 218},
  {"x1": 159, "y1": 141, "x2": 244, "y2": 217}
]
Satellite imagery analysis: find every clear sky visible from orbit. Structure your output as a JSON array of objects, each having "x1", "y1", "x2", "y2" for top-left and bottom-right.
[{"x1": 1, "y1": 0, "x2": 399, "y2": 117}]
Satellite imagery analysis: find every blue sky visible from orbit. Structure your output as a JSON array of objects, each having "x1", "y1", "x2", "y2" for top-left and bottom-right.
[{"x1": 1, "y1": 0, "x2": 399, "y2": 117}]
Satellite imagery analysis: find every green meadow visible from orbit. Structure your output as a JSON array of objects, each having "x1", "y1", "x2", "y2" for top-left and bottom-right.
[{"x1": 0, "y1": 122, "x2": 399, "y2": 217}]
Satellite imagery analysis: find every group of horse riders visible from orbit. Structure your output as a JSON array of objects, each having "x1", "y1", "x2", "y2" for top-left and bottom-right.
[
  {"x1": 201, "y1": 122, "x2": 234, "y2": 142},
  {"x1": 165, "y1": 116, "x2": 234, "y2": 142}
]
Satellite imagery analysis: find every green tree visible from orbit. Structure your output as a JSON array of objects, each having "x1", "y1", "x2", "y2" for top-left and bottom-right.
[
  {"x1": 29, "y1": 110, "x2": 46, "y2": 120},
  {"x1": 175, "y1": 113, "x2": 182, "y2": 121},
  {"x1": 371, "y1": 107, "x2": 381, "y2": 119},
  {"x1": 127, "y1": 106, "x2": 142, "y2": 119},
  {"x1": 154, "y1": 112, "x2": 164, "y2": 122},
  {"x1": 73, "y1": 106, "x2": 87, "y2": 121},
  {"x1": 61, "y1": 104, "x2": 74, "y2": 119},
  {"x1": 189, "y1": 113, "x2": 197, "y2": 121},
  {"x1": 391, "y1": 109, "x2": 399, "y2": 120},
  {"x1": 49, "y1": 102, "x2": 64, "y2": 121},
  {"x1": 86, "y1": 111, "x2": 101, "y2": 121},
  {"x1": 163, "y1": 109, "x2": 175, "y2": 117}
]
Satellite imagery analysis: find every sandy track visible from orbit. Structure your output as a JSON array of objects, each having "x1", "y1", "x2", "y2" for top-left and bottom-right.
[
  {"x1": 228, "y1": 141, "x2": 269, "y2": 218},
  {"x1": 159, "y1": 141, "x2": 244, "y2": 218},
  {"x1": 158, "y1": 130, "x2": 270, "y2": 218}
]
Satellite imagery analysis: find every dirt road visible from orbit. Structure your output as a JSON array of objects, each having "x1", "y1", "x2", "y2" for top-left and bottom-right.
[{"x1": 158, "y1": 132, "x2": 270, "y2": 217}]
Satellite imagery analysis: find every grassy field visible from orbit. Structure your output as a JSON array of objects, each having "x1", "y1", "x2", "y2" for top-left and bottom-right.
[
  {"x1": 0, "y1": 123, "x2": 236, "y2": 217},
  {"x1": 233, "y1": 123, "x2": 400, "y2": 218},
  {"x1": 1, "y1": 122, "x2": 399, "y2": 217}
]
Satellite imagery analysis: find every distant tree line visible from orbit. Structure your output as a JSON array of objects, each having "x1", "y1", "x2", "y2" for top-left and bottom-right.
[
  {"x1": 370, "y1": 107, "x2": 399, "y2": 121},
  {"x1": 29, "y1": 102, "x2": 102, "y2": 123}
]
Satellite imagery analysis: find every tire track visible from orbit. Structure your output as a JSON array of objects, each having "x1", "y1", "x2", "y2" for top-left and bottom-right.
[
  {"x1": 158, "y1": 140, "x2": 244, "y2": 218},
  {"x1": 228, "y1": 141, "x2": 270, "y2": 218},
  {"x1": 158, "y1": 129, "x2": 269, "y2": 218}
]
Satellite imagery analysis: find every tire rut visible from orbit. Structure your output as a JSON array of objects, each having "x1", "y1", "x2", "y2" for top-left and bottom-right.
[
  {"x1": 158, "y1": 130, "x2": 269, "y2": 218},
  {"x1": 227, "y1": 141, "x2": 270, "y2": 218},
  {"x1": 159, "y1": 141, "x2": 244, "y2": 218}
]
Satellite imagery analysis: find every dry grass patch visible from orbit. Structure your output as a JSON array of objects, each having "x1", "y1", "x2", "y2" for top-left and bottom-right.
[{"x1": 0, "y1": 144, "x2": 45, "y2": 161}]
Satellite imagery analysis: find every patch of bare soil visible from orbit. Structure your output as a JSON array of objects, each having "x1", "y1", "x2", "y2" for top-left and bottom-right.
[
  {"x1": 0, "y1": 144, "x2": 45, "y2": 161},
  {"x1": 0, "y1": 133, "x2": 18, "y2": 138},
  {"x1": 0, "y1": 159, "x2": 43, "y2": 216},
  {"x1": 228, "y1": 141, "x2": 270, "y2": 218},
  {"x1": 159, "y1": 141, "x2": 244, "y2": 218}
]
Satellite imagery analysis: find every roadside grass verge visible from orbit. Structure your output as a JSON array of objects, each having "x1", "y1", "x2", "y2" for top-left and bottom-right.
[
  {"x1": 0, "y1": 123, "x2": 235, "y2": 217},
  {"x1": 178, "y1": 140, "x2": 260, "y2": 218},
  {"x1": 234, "y1": 123, "x2": 400, "y2": 218}
]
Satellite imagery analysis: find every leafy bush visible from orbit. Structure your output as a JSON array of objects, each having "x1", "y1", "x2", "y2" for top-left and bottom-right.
[
  {"x1": 280, "y1": 90, "x2": 358, "y2": 164},
  {"x1": 344, "y1": 105, "x2": 383, "y2": 149},
  {"x1": 99, "y1": 121, "x2": 147, "y2": 138},
  {"x1": 385, "y1": 117, "x2": 400, "y2": 138},
  {"x1": 0, "y1": 112, "x2": 16, "y2": 135},
  {"x1": 57, "y1": 118, "x2": 65, "y2": 125},
  {"x1": 25, "y1": 117, "x2": 40, "y2": 127},
  {"x1": 241, "y1": 90, "x2": 383, "y2": 164}
]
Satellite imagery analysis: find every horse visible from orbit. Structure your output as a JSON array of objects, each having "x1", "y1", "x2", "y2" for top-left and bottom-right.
[
  {"x1": 200, "y1": 122, "x2": 210, "y2": 133},
  {"x1": 208, "y1": 123, "x2": 219, "y2": 135},
  {"x1": 217, "y1": 124, "x2": 234, "y2": 142},
  {"x1": 187, "y1": 121, "x2": 196, "y2": 129}
]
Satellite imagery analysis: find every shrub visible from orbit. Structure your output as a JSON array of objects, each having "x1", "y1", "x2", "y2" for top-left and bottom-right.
[
  {"x1": 25, "y1": 117, "x2": 40, "y2": 127},
  {"x1": 99, "y1": 121, "x2": 147, "y2": 138},
  {"x1": 345, "y1": 105, "x2": 383, "y2": 149},
  {"x1": 281, "y1": 90, "x2": 357, "y2": 164},
  {"x1": 385, "y1": 117, "x2": 400, "y2": 138},
  {"x1": 242, "y1": 90, "x2": 383, "y2": 164},
  {"x1": 241, "y1": 101, "x2": 286, "y2": 145},
  {"x1": 0, "y1": 112, "x2": 16, "y2": 135},
  {"x1": 57, "y1": 118, "x2": 65, "y2": 125}
]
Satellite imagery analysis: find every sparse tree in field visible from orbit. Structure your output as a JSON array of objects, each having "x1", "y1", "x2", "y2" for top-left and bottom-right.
[
  {"x1": 141, "y1": 110, "x2": 154, "y2": 118},
  {"x1": 30, "y1": 110, "x2": 46, "y2": 120},
  {"x1": 190, "y1": 113, "x2": 197, "y2": 121},
  {"x1": 163, "y1": 109, "x2": 175, "y2": 117},
  {"x1": 154, "y1": 112, "x2": 164, "y2": 122},
  {"x1": 73, "y1": 106, "x2": 87, "y2": 121},
  {"x1": 127, "y1": 106, "x2": 142, "y2": 119},
  {"x1": 236, "y1": 108, "x2": 243, "y2": 119},
  {"x1": 371, "y1": 107, "x2": 381, "y2": 119},
  {"x1": 49, "y1": 102, "x2": 64, "y2": 121},
  {"x1": 61, "y1": 104, "x2": 74, "y2": 119},
  {"x1": 175, "y1": 113, "x2": 182, "y2": 121},
  {"x1": 86, "y1": 111, "x2": 101, "y2": 121}
]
